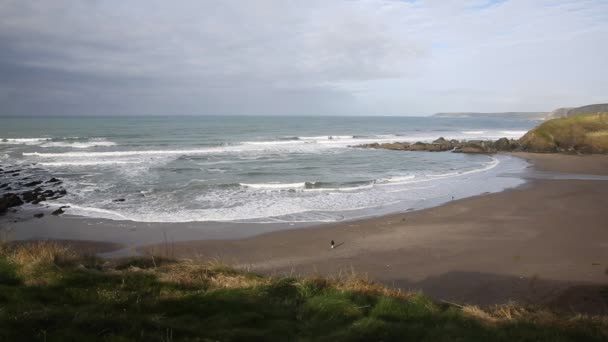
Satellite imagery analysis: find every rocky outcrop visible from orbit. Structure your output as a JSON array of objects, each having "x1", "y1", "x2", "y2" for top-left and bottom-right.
[
  {"x1": 0, "y1": 174, "x2": 69, "y2": 215},
  {"x1": 0, "y1": 193, "x2": 24, "y2": 215},
  {"x1": 51, "y1": 208, "x2": 64, "y2": 216},
  {"x1": 356, "y1": 137, "x2": 522, "y2": 154}
]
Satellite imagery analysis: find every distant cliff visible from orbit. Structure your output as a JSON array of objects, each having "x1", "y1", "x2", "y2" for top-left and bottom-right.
[
  {"x1": 545, "y1": 104, "x2": 608, "y2": 119},
  {"x1": 432, "y1": 112, "x2": 547, "y2": 120}
]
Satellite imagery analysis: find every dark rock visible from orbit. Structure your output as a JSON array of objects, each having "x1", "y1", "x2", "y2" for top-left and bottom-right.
[
  {"x1": 22, "y1": 180, "x2": 43, "y2": 187},
  {"x1": 51, "y1": 208, "x2": 64, "y2": 216},
  {"x1": 0, "y1": 183, "x2": 8, "y2": 189},
  {"x1": 46, "y1": 177, "x2": 61, "y2": 183},
  {"x1": 113, "y1": 198, "x2": 126, "y2": 202},
  {"x1": 454, "y1": 141, "x2": 492, "y2": 153},
  {"x1": 11, "y1": 173, "x2": 19, "y2": 176},
  {"x1": 58, "y1": 189, "x2": 67, "y2": 195},
  {"x1": 21, "y1": 190, "x2": 36, "y2": 202},
  {"x1": 42, "y1": 190, "x2": 55, "y2": 197},
  {"x1": 4, "y1": 187, "x2": 11, "y2": 190},
  {"x1": 492, "y1": 137, "x2": 512, "y2": 151},
  {"x1": 33, "y1": 187, "x2": 43, "y2": 193},
  {"x1": 33, "y1": 213, "x2": 44, "y2": 218},
  {"x1": 432, "y1": 137, "x2": 448, "y2": 144},
  {"x1": 0, "y1": 193, "x2": 24, "y2": 214}
]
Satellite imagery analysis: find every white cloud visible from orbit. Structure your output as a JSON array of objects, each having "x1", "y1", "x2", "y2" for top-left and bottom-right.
[{"x1": 0, "y1": 0, "x2": 606, "y2": 115}]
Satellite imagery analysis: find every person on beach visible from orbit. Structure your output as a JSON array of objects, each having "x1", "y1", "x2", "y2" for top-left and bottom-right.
[{"x1": 330, "y1": 240, "x2": 335, "y2": 249}]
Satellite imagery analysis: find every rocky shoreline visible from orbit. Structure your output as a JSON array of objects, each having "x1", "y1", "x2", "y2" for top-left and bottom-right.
[
  {"x1": 355, "y1": 137, "x2": 522, "y2": 154},
  {"x1": 0, "y1": 165, "x2": 69, "y2": 218},
  {"x1": 357, "y1": 112, "x2": 608, "y2": 154}
]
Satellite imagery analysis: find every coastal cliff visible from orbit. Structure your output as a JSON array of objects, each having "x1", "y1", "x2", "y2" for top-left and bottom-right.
[{"x1": 520, "y1": 113, "x2": 608, "y2": 153}]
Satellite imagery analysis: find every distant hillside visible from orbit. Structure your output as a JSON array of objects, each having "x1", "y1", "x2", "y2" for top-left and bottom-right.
[
  {"x1": 433, "y1": 112, "x2": 547, "y2": 120},
  {"x1": 546, "y1": 103, "x2": 608, "y2": 119},
  {"x1": 547, "y1": 107, "x2": 572, "y2": 119},
  {"x1": 520, "y1": 112, "x2": 608, "y2": 153}
]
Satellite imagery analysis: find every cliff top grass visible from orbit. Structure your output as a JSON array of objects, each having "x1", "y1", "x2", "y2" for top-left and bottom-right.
[
  {"x1": 1, "y1": 241, "x2": 608, "y2": 341},
  {"x1": 520, "y1": 113, "x2": 608, "y2": 153}
]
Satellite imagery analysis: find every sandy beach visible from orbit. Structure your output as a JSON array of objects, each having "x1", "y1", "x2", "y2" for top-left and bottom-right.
[
  {"x1": 138, "y1": 153, "x2": 608, "y2": 312},
  {"x1": 3, "y1": 153, "x2": 608, "y2": 313}
]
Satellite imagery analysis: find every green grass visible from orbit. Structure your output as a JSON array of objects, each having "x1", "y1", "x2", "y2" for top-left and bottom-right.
[
  {"x1": 520, "y1": 113, "x2": 608, "y2": 153},
  {"x1": 0, "y1": 242, "x2": 607, "y2": 341}
]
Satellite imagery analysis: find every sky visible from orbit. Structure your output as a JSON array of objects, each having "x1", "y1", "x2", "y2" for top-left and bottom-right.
[{"x1": 0, "y1": 0, "x2": 607, "y2": 116}]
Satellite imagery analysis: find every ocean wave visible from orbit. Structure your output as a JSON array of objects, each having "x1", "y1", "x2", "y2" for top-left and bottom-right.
[
  {"x1": 240, "y1": 182, "x2": 306, "y2": 190},
  {"x1": 22, "y1": 147, "x2": 251, "y2": 158},
  {"x1": 0, "y1": 138, "x2": 51, "y2": 145},
  {"x1": 238, "y1": 180, "x2": 375, "y2": 192},
  {"x1": 378, "y1": 175, "x2": 416, "y2": 184},
  {"x1": 303, "y1": 181, "x2": 374, "y2": 192},
  {"x1": 39, "y1": 161, "x2": 138, "y2": 166},
  {"x1": 41, "y1": 139, "x2": 116, "y2": 148},
  {"x1": 500, "y1": 130, "x2": 528, "y2": 136}
]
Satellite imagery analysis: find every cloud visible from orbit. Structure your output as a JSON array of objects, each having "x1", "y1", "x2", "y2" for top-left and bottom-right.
[{"x1": 0, "y1": 0, "x2": 606, "y2": 115}]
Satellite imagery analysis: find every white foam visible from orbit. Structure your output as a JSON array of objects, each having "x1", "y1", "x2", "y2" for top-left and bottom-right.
[
  {"x1": 462, "y1": 131, "x2": 485, "y2": 134},
  {"x1": 303, "y1": 183, "x2": 374, "y2": 192},
  {"x1": 240, "y1": 182, "x2": 306, "y2": 190},
  {"x1": 41, "y1": 139, "x2": 116, "y2": 148},
  {"x1": 0, "y1": 138, "x2": 50, "y2": 145},
  {"x1": 39, "y1": 161, "x2": 138, "y2": 166},
  {"x1": 379, "y1": 175, "x2": 416, "y2": 184},
  {"x1": 500, "y1": 130, "x2": 528, "y2": 136},
  {"x1": 47, "y1": 155, "x2": 526, "y2": 223},
  {"x1": 299, "y1": 135, "x2": 354, "y2": 140},
  {"x1": 23, "y1": 146, "x2": 265, "y2": 158},
  {"x1": 54, "y1": 203, "x2": 130, "y2": 220}
]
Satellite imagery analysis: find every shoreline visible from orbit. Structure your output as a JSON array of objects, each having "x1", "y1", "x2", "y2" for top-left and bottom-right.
[
  {"x1": 138, "y1": 152, "x2": 608, "y2": 312},
  {"x1": 1, "y1": 153, "x2": 529, "y2": 252},
  {"x1": 3, "y1": 153, "x2": 608, "y2": 312}
]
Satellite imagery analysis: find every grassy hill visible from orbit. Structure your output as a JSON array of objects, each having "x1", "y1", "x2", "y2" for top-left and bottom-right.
[
  {"x1": 1, "y1": 241, "x2": 607, "y2": 341},
  {"x1": 520, "y1": 113, "x2": 608, "y2": 153}
]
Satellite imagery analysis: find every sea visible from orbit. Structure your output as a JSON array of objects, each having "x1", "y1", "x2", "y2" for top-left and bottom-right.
[{"x1": 0, "y1": 116, "x2": 537, "y2": 224}]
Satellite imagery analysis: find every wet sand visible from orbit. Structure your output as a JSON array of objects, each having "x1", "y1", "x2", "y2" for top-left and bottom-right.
[
  {"x1": 3, "y1": 153, "x2": 608, "y2": 312},
  {"x1": 140, "y1": 153, "x2": 608, "y2": 312}
]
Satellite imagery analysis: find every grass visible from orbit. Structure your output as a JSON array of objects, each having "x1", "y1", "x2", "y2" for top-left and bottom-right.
[
  {"x1": 520, "y1": 113, "x2": 608, "y2": 153},
  {"x1": 1, "y1": 242, "x2": 607, "y2": 341}
]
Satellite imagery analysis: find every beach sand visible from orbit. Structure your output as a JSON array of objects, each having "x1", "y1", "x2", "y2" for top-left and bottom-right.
[
  {"x1": 3, "y1": 153, "x2": 608, "y2": 312},
  {"x1": 139, "y1": 153, "x2": 608, "y2": 312}
]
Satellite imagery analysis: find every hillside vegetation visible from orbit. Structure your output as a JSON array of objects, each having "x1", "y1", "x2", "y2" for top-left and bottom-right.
[
  {"x1": 519, "y1": 113, "x2": 608, "y2": 153},
  {"x1": 1, "y1": 241, "x2": 608, "y2": 341}
]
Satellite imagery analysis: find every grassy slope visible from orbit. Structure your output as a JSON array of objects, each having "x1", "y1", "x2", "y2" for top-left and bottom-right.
[
  {"x1": 520, "y1": 113, "x2": 608, "y2": 153},
  {"x1": 1, "y1": 242, "x2": 607, "y2": 341}
]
